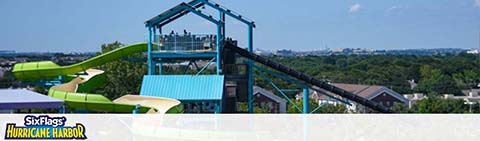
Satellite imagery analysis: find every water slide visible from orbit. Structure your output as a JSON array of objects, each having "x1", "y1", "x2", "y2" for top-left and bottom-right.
[
  {"x1": 13, "y1": 43, "x2": 148, "y2": 81},
  {"x1": 12, "y1": 42, "x2": 181, "y2": 114},
  {"x1": 223, "y1": 42, "x2": 396, "y2": 113}
]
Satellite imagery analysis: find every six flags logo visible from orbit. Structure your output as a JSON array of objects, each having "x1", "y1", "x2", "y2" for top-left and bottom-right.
[{"x1": 4, "y1": 115, "x2": 87, "y2": 140}]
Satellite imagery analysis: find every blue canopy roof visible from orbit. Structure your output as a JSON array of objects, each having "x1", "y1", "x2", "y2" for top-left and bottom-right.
[
  {"x1": 140, "y1": 75, "x2": 224, "y2": 101},
  {"x1": 0, "y1": 89, "x2": 64, "y2": 110}
]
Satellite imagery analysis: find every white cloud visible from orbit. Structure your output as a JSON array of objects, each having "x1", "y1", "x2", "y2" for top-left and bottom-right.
[
  {"x1": 475, "y1": 0, "x2": 480, "y2": 8},
  {"x1": 349, "y1": 3, "x2": 361, "y2": 13}
]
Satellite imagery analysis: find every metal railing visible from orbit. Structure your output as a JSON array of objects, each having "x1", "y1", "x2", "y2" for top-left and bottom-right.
[{"x1": 153, "y1": 34, "x2": 216, "y2": 52}]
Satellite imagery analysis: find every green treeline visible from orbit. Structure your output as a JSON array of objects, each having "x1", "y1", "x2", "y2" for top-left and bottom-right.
[{"x1": 268, "y1": 54, "x2": 480, "y2": 95}]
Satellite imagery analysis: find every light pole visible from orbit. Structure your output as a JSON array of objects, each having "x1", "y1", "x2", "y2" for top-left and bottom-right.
[{"x1": 464, "y1": 101, "x2": 476, "y2": 113}]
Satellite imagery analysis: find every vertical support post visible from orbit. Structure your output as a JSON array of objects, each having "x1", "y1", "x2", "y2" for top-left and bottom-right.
[
  {"x1": 216, "y1": 23, "x2": 222, "y2": 74},
  {"x1": 219, "y1": 100, "x2": 223, "y2": 113},
  {"x1": 153, "y1": 27, "x2": 157, "y2": 39},
  {"x1": 159, "y1": 59, "x2": 163, "y2": 75},
  {"x1": 157, "y1": 26, "x2": 162, "y2": 75},
  {"x1": 147, "y1": 27, "x2": 154, "y2": 75},
  {"x1": 247, "y1": 25, "x2": 254, "y2": 113},
  {"x1": 152, "y1": 27, "x2": 157, "y2": 74},
  {"x1": 216, "y1": 25, "x2": 222, "y2": 75},
  {"x1": 158, "y1": 26, "x2": 162, "y2": 34},
  {"x1": 218, "y1": 11, "x2": 226, "y2": 113},
  {"x1": 197, "y1": 102, "x2": 201, "y2": 113},
  {"x1": 220, "y1": 12, "x2": 225, "y2": 39},
  {"x1": 303, "y1": 86, "x2": 309, "y2": 114}
]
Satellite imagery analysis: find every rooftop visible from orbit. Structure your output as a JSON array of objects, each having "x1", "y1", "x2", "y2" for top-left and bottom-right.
[
  {"x1": 0, "y1": 89, "x2": 64, "y2": 110},
  {"x1": 140, "y1": 75, "x2": 224, "y2": 101},
  {"x1": 297, "y1": 83, "x2": 406, "y2": 102}
]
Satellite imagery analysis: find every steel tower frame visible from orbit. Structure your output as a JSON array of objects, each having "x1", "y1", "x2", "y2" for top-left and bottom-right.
[{"x1": 144, "y1": 0, "x2": 256, "y2": 113}]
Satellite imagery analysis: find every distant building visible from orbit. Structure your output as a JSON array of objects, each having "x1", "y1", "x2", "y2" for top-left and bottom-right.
[
  {"x1": 443, "y1": 89, "x2": 480, "y2": 103},
  {"x1": 461, "y1": 89, "x2": 480, "y2": 96},
  {"x1": 296, "y1": 83, "x2": 408, "y2": 113},
  {"x1": 404, "y1": 90, "x2": 480, "y2": 112},
  {"x1": 403, "y1": 93, "x2": 427, "y2": 108},
  {"x1": 254, "y1": 48, "x2": 273, "y2": 56},
  {"x1": 467, "y1": 49, "x2": 480, "y2": 54},
  {"x1": 253, "y1": 86, "x2": 287, "y2": 113},
  {"x1": 0, "y1": 50, "x2": 15, "y2": 54},
  {"x1": 442, "y1": 91, "x2": 480, "y2": 112},
  {"x1": 407, "y1": 79, "x2": 417, "y2": 90},
  {"x1": 274, "y1": 49, "x2": 295, "y2": 56}
]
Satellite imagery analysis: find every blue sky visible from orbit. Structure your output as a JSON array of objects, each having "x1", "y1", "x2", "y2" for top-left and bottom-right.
[{"x1": 1, "y1": 0, "x2": 480, "y2": 52}]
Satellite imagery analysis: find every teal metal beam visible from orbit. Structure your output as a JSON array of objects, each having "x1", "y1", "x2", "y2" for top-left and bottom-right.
[
  {"x1": 151, "y1": 52, "x2": 217, "y2": 58},
  {"x1": 257, "y1": 69, "x2": 302, "y2": 112},
  {"x1": 200, "y1": 0, "x2": 255, "y2": 27},
  {"x1": 310, "y1": 102, "x2": 327, "y2": 114},
  {"x1": 220, "y1": 12, "x2": 225, "y2": 39},
  {"x1": 303, "y1": 86, "x2": 309, "y2": 114},
  {"x1": 280, "y1": 89, "x2": 301, "y2": 93},
  {"x1": 215, "y1": 9, "x2": 224, "y2": 75},
  {"x1": 196, "y1": 57, "x2": 216, "y2": 75},
  {"x1": 253, "y1": 65, "x2": 306, "y2": 86},
  {"x1": 145, "y1": 0, "x2": 203, "y2": 27},
  {"x1": 147, "y1": 27, "x2": 154, "y2": 75},
  {"x1": 145, "y1": 3, "x2": 189, "y2": 27},
  {"x1": 158, "y1": 3, "x2": 205, "y2": 27},
  {"x1": 247, "y1": 25, "x2": 254, "y2": 113},
  {"x1": 216, "y1": 24, "x2": 222, "y2": 74},
  {"x1": 181, "y1": 4, "x2": 221, "y2": 25}
]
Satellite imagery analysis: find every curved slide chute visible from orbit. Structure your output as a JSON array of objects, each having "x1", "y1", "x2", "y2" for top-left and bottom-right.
[
  {"x1": 12, "y1": 43, "x2": 181, "y2": 114},
  {"x1": 48, "y1": 70, "x2": 180, "y2": 114},
  {"x1": 13, "y1": 42, "x2": 148, "y2": 81}
]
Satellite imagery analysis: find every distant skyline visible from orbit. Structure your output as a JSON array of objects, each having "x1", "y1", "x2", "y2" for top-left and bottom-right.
[{"x1": 1, "y1": 0, "x2": 480, "y2": 52}]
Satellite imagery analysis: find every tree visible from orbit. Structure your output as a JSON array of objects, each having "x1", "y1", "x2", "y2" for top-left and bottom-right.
[
  {"x1": 413, "y1": 96, "x2": 468, "y2": 113},
  {"x1": 316, "y1": 104, "x2": 347, "y2": 113},
  {"x1": 94, "y1": 42, "x2": 147, "y2": 99},
  {"x1": 453, "y1": 70, "x2": 479, "y2": 90},
  {"x1": 287, "y1": 99, "x2": 347, "y2": 113},
  {"x1": 391, "y1": 102, "x2": 409, "y2": 113},
  {"x1": 415, "y1": 65, "x2": 461, "y2": 95}
]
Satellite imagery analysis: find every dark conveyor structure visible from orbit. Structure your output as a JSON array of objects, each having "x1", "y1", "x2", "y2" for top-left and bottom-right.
[{"x1": 224, "y1": 41, "x2": 397, "y2": 113}]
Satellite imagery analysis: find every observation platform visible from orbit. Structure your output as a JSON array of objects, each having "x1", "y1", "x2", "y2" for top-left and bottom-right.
[{"x1": 151, "y1": 34, "x2": 217, "y2": 59}]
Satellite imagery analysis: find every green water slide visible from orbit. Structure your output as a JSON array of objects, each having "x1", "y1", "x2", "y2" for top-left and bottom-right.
[
  {"x1": 12, "y1": 42, "x2": 181, "y2": 113},
  {"x1": 13, "y1": 42, "x2": 148, "y2": 81},
  {"x1": 48, "y1": 89, "x2": 152, "y2": 113}
]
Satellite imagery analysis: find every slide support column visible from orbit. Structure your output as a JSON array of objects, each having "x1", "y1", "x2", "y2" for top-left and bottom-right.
[
  {"x1": 247, "y1": 25, "x2": 254, "y2": 113},
  {"x1": 147, "y1": 27, "x2": 154, "y2": 75},
  {"x1": 303, "y1": 86, "x2": 309, "y2": 114},
  {"x1": 216, "y1": 11, "x2": 223, "y2": 75}
]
